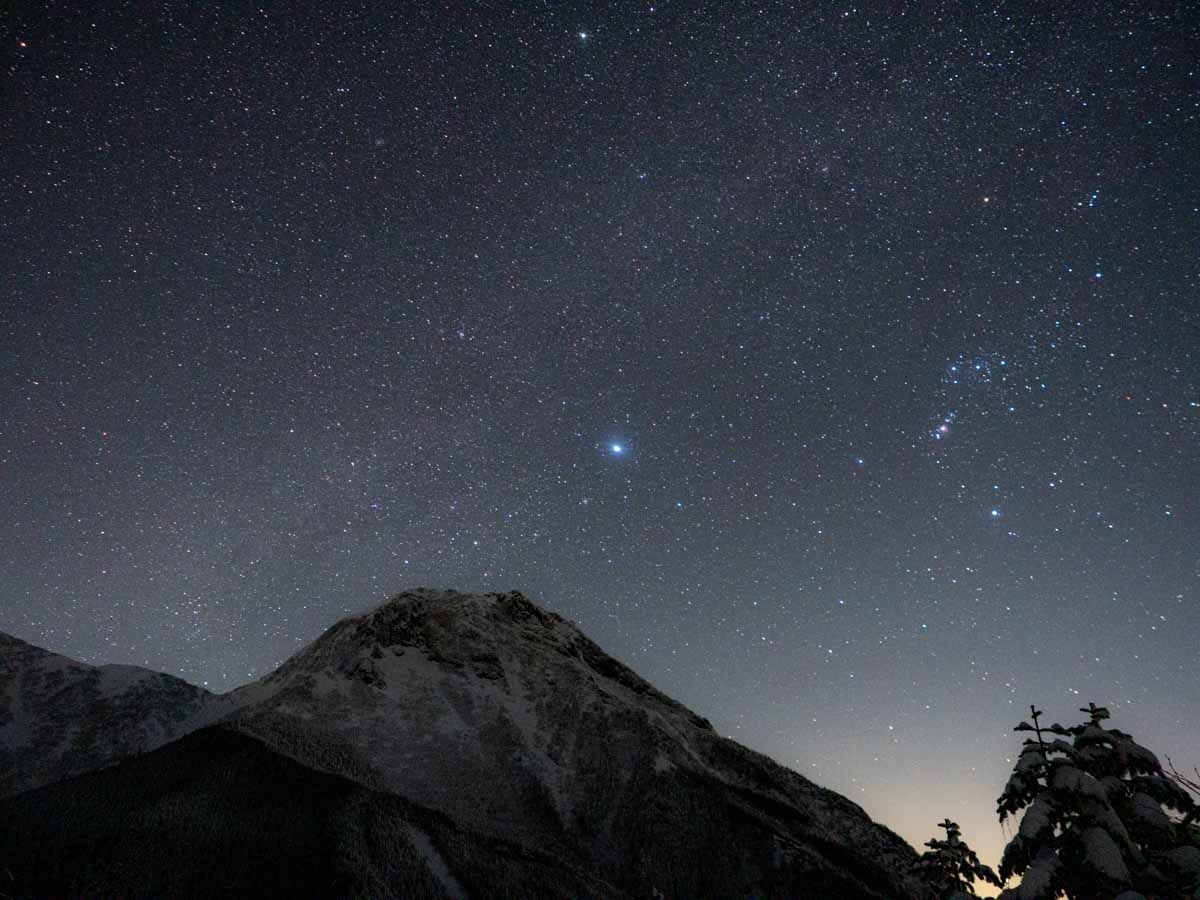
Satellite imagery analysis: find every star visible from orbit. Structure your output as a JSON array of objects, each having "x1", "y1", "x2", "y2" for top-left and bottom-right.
[{"x1": 2, "y1": 4, "x2": 1192, "y2": 884}]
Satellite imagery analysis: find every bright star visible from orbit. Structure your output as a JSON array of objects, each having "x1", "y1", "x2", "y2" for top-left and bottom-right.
[{"x1": 610, "y1": 443, "x2": 623, "y2": 454}]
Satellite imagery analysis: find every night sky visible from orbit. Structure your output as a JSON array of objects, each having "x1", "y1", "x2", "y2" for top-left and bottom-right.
[{"x1": 3, "y1": 1, "x2": 1197, "y2": 875}]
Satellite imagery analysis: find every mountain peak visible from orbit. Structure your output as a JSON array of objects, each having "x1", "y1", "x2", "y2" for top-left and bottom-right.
[
  {"x1": 359, "y1": 588, "x2": 568, "y2": 650},
  {"x1": 261, "y1": 588, "x2": 699, "y2": 725},
  {"x1": 2, "y1": 591, "x2": 924, "y2": 898}
]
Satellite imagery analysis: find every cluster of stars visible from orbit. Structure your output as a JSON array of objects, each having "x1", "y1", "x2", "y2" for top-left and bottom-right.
[{"x1": 2, "y1": 0, "x2": 1195, "y2": 877}]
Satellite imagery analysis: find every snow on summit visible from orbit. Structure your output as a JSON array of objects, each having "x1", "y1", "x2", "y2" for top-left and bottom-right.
[{"x1": 1, "y1": 589, "x2": 925, "y2": 898}]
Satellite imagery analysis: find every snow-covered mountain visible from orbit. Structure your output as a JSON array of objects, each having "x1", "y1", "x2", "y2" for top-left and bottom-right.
[
  {"x1": 0, "y1": 630, "x2": 217, "y2": 796},
  {"x1": 0, "y1": 589, "x2": 925, "y2": 898},
  {"x1": 227, "y1": 588, "x2": 925, "y2": 897}
]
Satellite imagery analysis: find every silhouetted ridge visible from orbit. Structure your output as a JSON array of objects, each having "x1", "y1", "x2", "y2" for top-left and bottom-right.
[
  {"x1": 0, "y1": 724, "x2": 621, "y2": 900},
  {"x1": 0, "y1": 589, "x2": 926, "y2": 899}
]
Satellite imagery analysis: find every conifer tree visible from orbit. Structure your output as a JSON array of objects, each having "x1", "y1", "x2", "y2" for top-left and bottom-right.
[
  {"x1": 911, "y1": 817, "x2": 1001, "y2": 899},
  {"x1": 996, "y1": 703, "x2": 1199, "y2": 900}
]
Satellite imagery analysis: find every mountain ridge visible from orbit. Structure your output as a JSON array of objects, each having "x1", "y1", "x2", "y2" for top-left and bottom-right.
[
  {"x1": 0, "y1": 588, "x2": 925, "y2": 899},
  {"x1": 0, "y1": 723, "x2": 625, "y2": 900},
  {"x1": 0, "y1": 629, "x2": 217, "y2": 796}
]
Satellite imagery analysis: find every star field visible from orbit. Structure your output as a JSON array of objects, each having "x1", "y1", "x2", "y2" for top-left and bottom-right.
[{"x1": 2, "y1": 1, "x2": 1197, "y2": 878}]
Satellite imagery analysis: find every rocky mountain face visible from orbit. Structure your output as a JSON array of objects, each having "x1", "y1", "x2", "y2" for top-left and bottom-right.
[
  {"x1": 0, "y1": 590, "x2": 925, "y2": 899},
  {"x1": 0, "y1": 630, "x2": 217, "y2": 796}
]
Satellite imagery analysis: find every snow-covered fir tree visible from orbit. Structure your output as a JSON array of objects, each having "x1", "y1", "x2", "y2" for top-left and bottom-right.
[
  {"x1": 1166, "y1": 757, "x2": 1200, "y2": 853},
  {"x1": 911, "y1": 817, "x2": 1001, "y2": 899},
  {"x1": 996, "y1": 703, "x2": 1200, "y2": 900}
]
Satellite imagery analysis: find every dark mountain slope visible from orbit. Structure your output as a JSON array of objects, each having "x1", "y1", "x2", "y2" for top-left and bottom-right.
[
  {"x1": 222, "y1": 589, "x2": 924, "y2": 899},
  {"x1": 0, "y1": 724, "x2": 623, "y2": 900},
  {"x1": 0, "y1": 590, "x2": 927, "y2": 898}
]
